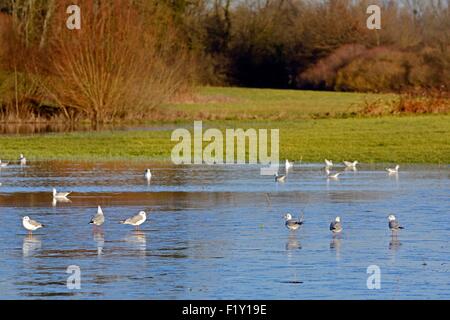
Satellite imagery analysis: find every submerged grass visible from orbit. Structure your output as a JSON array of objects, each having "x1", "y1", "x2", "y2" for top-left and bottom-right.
[{"x1": 0, "y1": 115, "x2": 448, "y2": 163}]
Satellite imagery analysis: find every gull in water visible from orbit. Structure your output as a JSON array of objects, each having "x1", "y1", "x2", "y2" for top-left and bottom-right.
[
  {"x1": 325, "y1": 167, "x2": 342, "y2": 179},
  {"x1": 388, "y1": 214, "x2": 404, "y2": 233},
  {"x1": 53, "y1": 188, "x2": 71, "y2": 200},
  {"x1": 19, "y1": 154, "x2": 26, "y2": 166},
  {"x1": 285, "y1": 159, "x2": 294, "y2": 170},
  {"x1": 274, "y1": 172, "x2": 286, "y2": 182},
  {"x1": 284, "y1": 213, "x2": 304, "y2": 231},
  {"x1": 145, "y1": 169, "x2": 152, "y2": 180},
  {"x1": 330, "y1": 216, "x2": 343, "y2": 234},
  {"x1": 120, "y1": 211, "x2": 147, "y2": 230},
  {"x1": 89, "y1": 206, "x2": 105, "y2": 226},
  {"x1": 0, "y1": 160, "x2": 9, "y2": 168},
  {"x1": 343, "y1": 160, "x2": 358, "y2": 169},
  {"x1": 22, "y1": 216, "x2": 44, "y2": 234},
  {"x1": 324, "y1": 159, "x2": 333, "y2": 167},
  {"x1": 386, "y1": 165, "x2": 399, "y2": 175}
]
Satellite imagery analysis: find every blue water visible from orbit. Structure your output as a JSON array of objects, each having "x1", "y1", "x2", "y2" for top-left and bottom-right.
[{"x1": 0, "y1": 161, "x2": 449, "y2": 299}]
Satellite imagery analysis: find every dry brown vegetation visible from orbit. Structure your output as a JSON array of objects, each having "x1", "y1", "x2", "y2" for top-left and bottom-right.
[
  {"x1": 0, "y1": 0, "x2": 449, "y2": 123},
  {"x1": 359, "y1": 88, "x2": 450, "y2": 116},
  {"x1": 0, "y1": 0, "x2": 194, "y2": 123},
  {"x1": 191, "y1": 0, "x2": 449, "y2": 91}
]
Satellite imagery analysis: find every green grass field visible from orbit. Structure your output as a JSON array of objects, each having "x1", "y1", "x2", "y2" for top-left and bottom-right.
[
  {"x1": 0, "y1": 87, "x2": 448, "y2": 163},
  {"x1": 163, "y1": 86, "x2": 396, "y2": 120},
  {"x1": 0, "y1": 116, "x2": 448, "y2": 164}
]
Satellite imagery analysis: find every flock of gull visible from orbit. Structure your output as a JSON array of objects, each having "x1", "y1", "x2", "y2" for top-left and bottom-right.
[
  {"x1": 279, "y1": 159, "x2": 404, "y2": 235},
  {"x1": 0, "y1": 154, "x2": 149, "y2": 234},
  {"x1": 1, "y1": 154, "x2": 404, "y2": 237},
  {"x1": 23, "y1": 188, "x2": 148, "y2": 234}
]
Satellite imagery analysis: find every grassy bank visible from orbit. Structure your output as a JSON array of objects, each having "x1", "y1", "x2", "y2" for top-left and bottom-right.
[
  {"x1": 0, "y1": 115, "x2": 448, "y2": 163},
  {"x1": 163, "y1": 87, "x2": 396, "y2": 120}
]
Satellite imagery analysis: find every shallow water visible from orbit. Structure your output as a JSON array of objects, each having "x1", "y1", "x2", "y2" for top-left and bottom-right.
[
  {"x1": 0, "y1": 123, "x2": 178, "y2": 135},
  {"x1": 0, "y1": 161, "x2": 449, "y2": 299}
]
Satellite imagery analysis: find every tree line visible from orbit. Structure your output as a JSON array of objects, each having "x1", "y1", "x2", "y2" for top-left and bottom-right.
[
  {"x1": 179, "y1": 0, "x2": 449, "y2": 91},
  {"x1": 0, "y1": 0, "x2": 448, "y2": 122}
]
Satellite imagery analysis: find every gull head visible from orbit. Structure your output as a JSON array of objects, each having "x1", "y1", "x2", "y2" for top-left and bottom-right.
[
  {"x1": 284, "y1": 213, "x2": 292, "y2": 221},
  {"x1": 52, "y1": 188, "x2": 57, "y2": 196},
  {"x1": 388, "y1": 214, "x2": 396, "y2": 221},
  {"x1": 139, "y1": 211, "x2": 147, "y2": 218},
  {"x1": 335, "y1": 216, "x2": 341, "y2": 222},
  {"x1": 23, "y1": 216, "x2": 30, "y2": 222}
]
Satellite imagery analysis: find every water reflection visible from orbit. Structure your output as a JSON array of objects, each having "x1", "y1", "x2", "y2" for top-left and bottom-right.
[
  {"x1": 124, "y1": 231, "x2": 147, "y2": 255},
  {"x1": 93, "y1": 231, "x2": 105, "y2": 256},
  {"x1": 326, "y1": 177, "x2": 341, "y2": 189},
  {"x1": 22, "y1": 235, "x2": 42, "y2": 257},
  {"x1": 330, "y1": 236, "x2": 342, "y2": 259},
  {"x1": 388, "y1": 172, "x2": 400, "y2": 187},
  {"x1": 389, "y1": 234, "x2": 402, "y2": 251},
  {"x1": 285, "y1": 234, "x2": 302, "y2": 251},
  {"x1": 52, "y1": 198, "x2": 72, "y2": 207},
  {"x1": 0, "y1": 123, "x2": 123, "y2": 135},
  {"x1": 0, "y1": 123, "x2": 178, "y2": 135}
]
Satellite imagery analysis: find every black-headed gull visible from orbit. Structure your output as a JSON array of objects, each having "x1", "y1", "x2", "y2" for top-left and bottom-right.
[
  {"x1": 325, "y1": 167, "x2": 342, "y2": 179},
  {"x1": 329, "y1": 216, "x2": 343, "y2": 233},
  {"x1": 343, "y1": 160, "x2": 358, "y2": 168},
  {"x1": 285, "y1": 159, "x2": 293, "y2": 170},
  {"x1": 386, "y1": 165, "x2": 399, "y2": 174},
  {"x1": 284, "y1": 213, "x2": 304, "y2": 231},
  {"x1": 19, "y1": 154, "x2": 26, "y2": 165},
  {"x1": 52, "y1": 188, "x2": 71, "y2": 199},
  {"x1": 22, "y1": 216, "x2": 44, "y2": 234},
  {"x1": 274, "y1": 172, "x2": 286, "y2": 182},
  {"x1": 120, "y1": 211, "x2": 147, "y2": 229},
  {"x1": 388, "y1": 214, "x2": 404, "y2": 232},
  {"x1": 89, "y1": 206, "x2": 105, "y2": 226}
]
